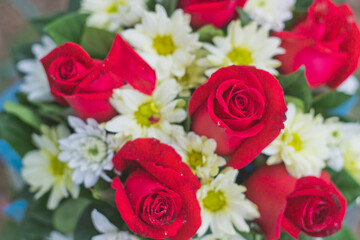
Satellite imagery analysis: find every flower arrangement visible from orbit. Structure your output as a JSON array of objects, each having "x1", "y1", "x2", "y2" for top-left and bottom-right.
[{"x1": 1, "y1": 0, "x2": 360, "y2": 239}]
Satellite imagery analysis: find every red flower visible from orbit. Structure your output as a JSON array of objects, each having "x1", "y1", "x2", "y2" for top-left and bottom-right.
[
  {"x1": 245, "y1": 164, "x2": 347, "y2": 240},
  {"x1": 274, "y1": 0, "x2": 360, "y2": 88},
  {"x1": 188, "y1": 65, "x2": 286, "y2": 169},
  {"x1": 177, "y1": 0, "x2": 247, "y2": 29},
  {"x1": 111, "y1": 138, "x2": 201, "y2": 240},
  {"x1": 41, "y1": 34, "x2": 156, "y2": 122}
]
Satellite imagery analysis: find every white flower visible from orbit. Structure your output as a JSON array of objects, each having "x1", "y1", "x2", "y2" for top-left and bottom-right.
[
  {"x1": 106, "y1": 79, "x2": 186, "y2": 144},
  {"x1": 197, "y1": 168, "x2": 260, "y2": 238},
  {"x1": 91, "y1": 209, "x2": 140, "y2": 240},
  {"x1": 122, "y1": 5, "x2": 201, "y2": 80},
  {"x1": 81, "y1": 0, "x2": 146, "y2": 31},
  {"x1": 199, "y1": 20, "x2": 284, "y2": 76},
  {"x1": 263, "y1": 104, "x2": 331, "y2": 178},
  {"x1": 46, "y1": 232, "x2": 73, "y2": 240},
  {"x1": 18, "y1": 36, "x2": 56, "y2": 102},
  {"x1": 194, "y1": 233, "x2": 245, "y2": 240},
  {"x1": 244, "y1": 0, "x2": 296, "y2": 31},
  {"x1": 324, "y1": 118, "x2": 344, "y2": 172},
  {"x1": 337, "y1": 75, "x2": 359, "y2": 95},
  {"x1": 58, "y1": 116, "x2": 114, "y2": 188},
  {"x1": 173, "y1": 132, "x2": 226, "y2": 182},
  {"x1": 21, "y1": 125, "x2": 80, "y2": 210}
]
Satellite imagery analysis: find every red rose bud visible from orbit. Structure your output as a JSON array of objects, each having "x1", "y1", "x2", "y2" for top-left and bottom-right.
[
  {"x1": 111, "y1": 138, "x2": 201, "y2": 240},
  {"x1": 178, "y1": 0, "x2": 247, "y2": 29},
  {"x1": 189, "y1": 65, "x2": 287, "y2": 168},
  {"x1": 41, "y1": 34, "x2": 156, "y2": 122},
  {"x1": 274, "y1": 0, "x2": 360, "y2": 88},
  {"x1": 245, "y1": 164, "x2": 347, "y2": 240}
]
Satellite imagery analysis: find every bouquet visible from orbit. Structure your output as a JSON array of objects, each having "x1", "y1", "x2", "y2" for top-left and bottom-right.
[{"x1": 1, "y1": 0, "x2": 360, "y2": 239}]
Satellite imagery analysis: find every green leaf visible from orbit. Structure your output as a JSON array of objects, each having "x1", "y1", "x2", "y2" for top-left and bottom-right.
[
  {"x1": 197, "y1": 25, "x2": 224, "y2": 43},
  {"x1": 53, "y1": 198, "x2": 91, "y2": 234},
  {"x1": 80, "y1": 27, "x2": 116, "y2": 59},
  {"x1": 45, "y1": 13, "x2": 90, "y2": 45},
  {"x1": 31, "y1": 12, "x2": 65, "y2": 34},
  {"x1": 159, "y1": 0, "x2": 179, "y2": 15},
  {"x1": 313, "y1": 91, "x2": 352, "y2": 110},
  {"x1": 67, "y1": 0, "x2": 82, "y2": 12},
  {"x1": 328, "y1": 169, "x2": 360, "y2": 205},
  {"x1": 284, "y1": 96, "x2": 305, "y2": 112},
  {"x1": 278, "y1": 69, "x2": 312, "y2": 111},
  {"x1": 237, "y1": 8, "x2": 252, "y2": 26},
  {"x1": 4, "y1": 102, "x2": 42, "y2": 129},
  {"x1": 0, "y1": 112, "x2": 36, "y2": 157},
  {"x1": 295, "y1": 0, "x2": 313, "y2": 11}
]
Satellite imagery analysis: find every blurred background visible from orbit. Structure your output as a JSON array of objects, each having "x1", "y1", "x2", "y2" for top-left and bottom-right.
[{"x1": 0, "y1": 0, "x2": 360, "y2": 238}]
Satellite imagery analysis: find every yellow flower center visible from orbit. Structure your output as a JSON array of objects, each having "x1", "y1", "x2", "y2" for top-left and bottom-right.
[
  {"x1": 227, "y1": 47, "x2": 253, "y2": 66},
  {"x1": 153, "y1": 35, "x2": 176, "y2": 55},
  {"x1": 135, "y1": 101, "x2": 161, "y2": 127},
  {"x1": 187, "y1": 150, "x2": 204, "y2": 170},
  {"x1": 203, "y1": 190, "x2": 226, "y2": 212},
  {"x1": 289, "y1": 133, "x2": 302, "y2": 151},
  {"x1": 107, "y1": 0, "x2": 127, "y2": 13},
  {"x1": 51, "y1": 156, "x2": 67, "y2": 176}
]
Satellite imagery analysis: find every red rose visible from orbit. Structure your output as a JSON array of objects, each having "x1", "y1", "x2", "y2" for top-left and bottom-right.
[
  {"x1": 188, "y1": 65, "x2": 287, "y2": 168},
  {"x1": 41, "y1": 34, "x2": 156, "y2": 122},
  {"x1": 274, "y1": 0, "x2": 360, "y2": 88},
  {"x1": 178, "y1": 0, "x2": 247, "y2": 29},
  {"x1": 245, "y1": 164, "x2": 347, "y2": 240},
  {"x1": 111, "y1": 138, "x2": 201, "y2": 240}
]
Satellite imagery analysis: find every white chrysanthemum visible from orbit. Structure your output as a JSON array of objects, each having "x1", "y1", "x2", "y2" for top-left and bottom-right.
[
  {"x1": 22, "y1": 125, "x2": 80, "y2": 210},
  {"x1": 324, "y1": 118, "x2": 345, "y2": 172},
  {"x1": 197, "y1": 168, "x2": 260, "y2": 238},
  {"x1": 199, "y1": 20, "x2": 284, "y2": 76},
  {"x1": 263, "y1": 104, "x2": 331, "y2": 178},
  {"x1": 46, "y1": 232, "x2": 73, "y2": 240},
  {"x1": 244, "y1": 0, "x2": 296, "y2": 31},
  {"x1": 81, "y1": 0, "x2": 146, "y2": 31},
  {"x1": 122, "y1": 5, "x2": 201, "y2": 80},
  {"x1": 173, "y1": 132, "x2": 226, "y2": 182},
  {"x1": 18, "y1": 36, "x2": 56, "y2": 102},
  {"x1": 194, "y1": 233, "x2": 245, "y2": 240},
  {"x1": 106, "y1": 79, "x2": 186, "y2": 144},
  {"x1": 58, "y1": 116, "x2": 114, "y2": 188},
  {"x1": 91, "y1": 209, "x2": 140, "y2": 240}
]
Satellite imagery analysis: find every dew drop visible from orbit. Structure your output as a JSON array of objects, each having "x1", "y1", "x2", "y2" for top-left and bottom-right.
[{"x1": 164, "y1": 231, "x2": 168, "y2": 236}]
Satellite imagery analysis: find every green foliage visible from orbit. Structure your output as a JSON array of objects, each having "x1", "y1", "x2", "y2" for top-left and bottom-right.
[
  {"x1": 0, "y1": 112, "x2": 36, "y2": 157},
  {"x1": 278, "y1": 69, "x2": 312, "y2": 112},
  {"x1": 197, "y1": 25, "x2": 224, "y2": 43},
  {"x1": 67, "y1": 0, "x2": 82, "y2": 12},
  {"x1": 284, "y1": 96, "x2": 305, "y2": 112},
  {"x1": 54, "y1": 198, "x2": 91, "y2": 233},
  {"x1": 325, "y1": 225, "x2": 357, "y2": 240},
  {"x1": 80, "y1": 27, "x2": 116, "y2": 59},
  {"x1": 237, "y1": 8, "x2": 252, "y2": 26},
  {"x1": 31, "y1": 13, "x2": 66, "y2": 34},
  {"x1": 312, "y1": 90, "x2": 352, "y2": 114},
  {"x1": 45, "y1": 13, "x2": 90, "y2": 45},
  {"x1": 294, "y1": 0, "x2": 314, "y2": 12},
  {"x1": 147, "y1": 0, "x2": 179, "y2": 15},
  {"x1": 4, "y1": 102, "x2": 42, "y2": 129},
  {"x1": 328, "y1": 169, "x2": 360, "y2": 205}
]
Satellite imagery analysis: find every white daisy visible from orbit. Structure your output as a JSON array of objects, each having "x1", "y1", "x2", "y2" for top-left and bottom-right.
[
  {"x1": 58, "y1": 116, "x2": 115, "y2": 188},
  {"x1": 81, "y1": 0, "x2": 146, "y2": 31},
  {"x1": 91, "y1": 209, "x2": 140, "y2": 240},
  {"x1": 122, "y1": 4, "x2": 201, "y2": 80},
  {"x1": 263, "y1": 104, "x2": 331, "y2": 178},
  {"x1": 105, "y1": 79, "x2": 186, "y2": 144},
  {"x1": 343, "y1": 133, "x2": 360, "y2": 184},
  {"x1": 18, "y1": 36, "x2": 56, "y2": 102},
  {"x1": 173, "y1": 132, "x2": 226, "y2": 182},
  {"x1": 244, "y1": 0, "x2": 296, "y2": 31},
  {"x1": 199, "y1": 20, "x2": 284, "y2": 76},
  {"x1": 324, "y1": 118, "x2": 345, "y2": 172},
  {"x1": 21, "y1": 125, "x2": 80, "y2": 210},
  {"x1": 197, "y1": 168, "x2": 260, "y2": 238}
]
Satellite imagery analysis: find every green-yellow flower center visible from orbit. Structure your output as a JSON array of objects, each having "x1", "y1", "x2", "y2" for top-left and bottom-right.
[
  {"x1": 135, "y1": 101, "x2": 161, "y2": 127},
  {"x1": 227, "y1": 47, "x2": 253, "y2": 66},
  {"x1": 187, "y1": 150, "x2": 204, "y2": 170},
  {"x1": 153, "y1": 35, "x2": 176, "y2": 55},
  {"x1": 107, "y1": 0, "x2": 127, "y2": 13},
  {"x1": 289, "y1": 133, "x2": 302, "y2": 151},
  {"x1": 51, "y1": 156, "x2": 67, "y2": 176},
  {"x1": 203, "y1": 190, "x2": 226, "y2": 212}
]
